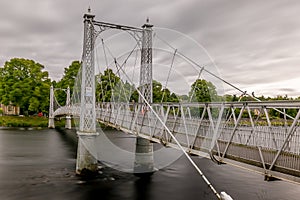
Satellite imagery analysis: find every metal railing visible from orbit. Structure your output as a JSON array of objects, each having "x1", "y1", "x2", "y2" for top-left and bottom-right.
[{"x1": 53, "y1": 101, "x2": 300, "y2": 180}]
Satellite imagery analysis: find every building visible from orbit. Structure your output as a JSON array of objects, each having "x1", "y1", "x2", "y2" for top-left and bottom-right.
[{"x1": 0, "y1": 103, "x2": 20, "y2": 115}]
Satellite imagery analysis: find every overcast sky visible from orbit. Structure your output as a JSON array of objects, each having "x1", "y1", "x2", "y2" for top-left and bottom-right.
[{"x1": 1, "y1": 0, "x2": 300, "y2": 97}]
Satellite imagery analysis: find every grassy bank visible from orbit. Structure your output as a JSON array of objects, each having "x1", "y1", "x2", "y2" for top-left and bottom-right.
[
  {"x1": 0, "y1": 115, "x2": 58, "y2": 127},
  {"x1": 0, "y1": 115, "x2": 107, "y2": 128}
]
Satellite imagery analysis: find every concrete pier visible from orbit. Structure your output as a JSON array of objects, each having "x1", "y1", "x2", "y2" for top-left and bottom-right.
[
  {"x1": 134, "y1": 137, "x2": 154, "y2": 174},
  {"x1": 48, "y1": 117, "x2": 55, "y2": 129},
  {"x1": 76, "y1": 133, "x2": 98, "y2": 175},
  {"x1": 65, "y1": 116, "x2": 71, "y2": 129}
]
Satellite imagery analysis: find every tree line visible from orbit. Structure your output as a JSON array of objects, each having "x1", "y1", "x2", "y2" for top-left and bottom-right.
[{"x1": 1, "y1": 57, "x2": 299, "y2": 117}]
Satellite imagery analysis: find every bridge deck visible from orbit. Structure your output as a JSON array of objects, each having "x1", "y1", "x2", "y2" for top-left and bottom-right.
[{"x1": 54, "y1": 101, "x2": 300, "y2": 181}]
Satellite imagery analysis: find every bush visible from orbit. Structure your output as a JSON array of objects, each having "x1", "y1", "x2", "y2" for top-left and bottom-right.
[{"x1": 0, "y1": 116, "x2": 49, "y2": 127}]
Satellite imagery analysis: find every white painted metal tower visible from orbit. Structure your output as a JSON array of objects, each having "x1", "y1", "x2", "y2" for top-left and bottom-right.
[{"x1": 76, "y1": 9, "x2": 98, "y2": 175}]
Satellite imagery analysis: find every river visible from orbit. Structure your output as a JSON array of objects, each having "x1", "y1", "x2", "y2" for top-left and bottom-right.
[{"x1": 0, "y1": 128, "x2": 299, "y2": 200}]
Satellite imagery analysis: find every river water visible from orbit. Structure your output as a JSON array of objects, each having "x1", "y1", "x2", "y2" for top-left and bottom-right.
[{"x1": 0, "y1": 128, "x2": 299, "y2": 200}]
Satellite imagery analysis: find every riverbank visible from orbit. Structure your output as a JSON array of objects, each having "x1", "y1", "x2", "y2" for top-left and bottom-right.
[
  {"x1": 0, "y1": 115, "x2": 117, "y2": 129},
  {"x1": 0, "y1": 115, "x2": 64, "y2": 128}
]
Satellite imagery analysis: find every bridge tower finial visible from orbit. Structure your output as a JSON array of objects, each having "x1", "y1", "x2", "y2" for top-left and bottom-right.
[
  {"x1": 142, "y1": 17, "x2": 153, "y2": 29},
  {"x1": 84, "y1": 6, "x2": 95, "y2": 20}
]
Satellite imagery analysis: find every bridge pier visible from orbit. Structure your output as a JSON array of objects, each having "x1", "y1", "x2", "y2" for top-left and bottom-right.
[
  {"x1": 134, "y1": 137, "x2": 154, "y2": 174},
  {"x1": 76, "y1": 132, "x2": 98, "y2": 175},
  {"x1": 65, "y1": 116, "x2": 71, "y2": 129},
  {"x1": 48, "y1": 117, "x2": 55, "y2": 129}
]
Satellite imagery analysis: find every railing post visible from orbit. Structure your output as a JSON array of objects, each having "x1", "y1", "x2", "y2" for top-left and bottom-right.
[
  {"x1": 76, "y1": 9, "x2": 98, "y2": 175},
  {"x1": 134, "y1": 18, "x2": 154, "y2": 175},
  {"x1": 48, "y1": 85, "x2": 55, "y2": 128}
]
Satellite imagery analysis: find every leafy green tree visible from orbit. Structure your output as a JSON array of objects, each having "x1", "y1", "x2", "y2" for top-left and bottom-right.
[
  {"x1": 187, "y1": 79, "x2": 221, "y2": 117},
  {"x1": 268, "y1": 95, "x2": 297, "y2": 118},
  {"x1": 189, "y1": 79, "x2": 219, "y2": 102},
  {"x1": 179, "y1": 94, "x2": 189, "y2": 102},
  {"x1": 129, "y1": 80, "x2": 179, "y2": 103},
  {"x1": 223, "y1": 94, "x2": 238, "y2": 102},
  {"x1": 54, "y1": 61, "x2": 81, "y2": 105},
  {"x1": 96, "y1": 69, "x2": 122, "y2": 102},
  {"x1": 95, "y1": 69, "x2": 179, "y2": 104},
  {"x1": 0, "y1": 58, "x2": 51, "y2": 115},
  {"x1": 153, "y1": 80, "x2": 179, "y2": 103}
]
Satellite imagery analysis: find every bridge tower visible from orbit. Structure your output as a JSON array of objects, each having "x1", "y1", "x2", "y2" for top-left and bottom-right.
[
  {"x1": 76, "y1": 9, "x2": 98, "y2": 175},
  {"x1": 48, "y1": 85, "x2": 55, "y2": 128},
  {"x1": 65, "y1": 86, "x2": 71, "y2": 129},
  {"x1": 134, "y1": 19, "x2": 155, "y2": 174}
]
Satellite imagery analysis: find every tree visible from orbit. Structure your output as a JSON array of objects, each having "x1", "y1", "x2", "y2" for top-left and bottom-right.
[
  {"x1": 179, "y1": 94, "x2": 189, "y2": 102},
  {"x1": 223, "y1": 94, "x2": 238, "y2": 102},
  {"x1": 152, "y1": 80, "x2": 179, "y2": 103},
  {"x1": 129, "y1": 80, "x2": 179, "y2": 103},
  {"x1": 0, "y1": 58, "x2": 51, "y2": 115},
  {"x1": 189, "y1": 79, "x2": 219, "y2": 102},
  {"x1": 96, "y1": 69, "x2": 122, "y2": 102},
  {"x1": 187, "y1": 79, "x2": 221, "y2": 117},
  {"x1": 54, "y1": 61, "x2": 81, "y2": 105},
  {"x1": 95, "y1": 69, "x2": 179, "y2": 104}
]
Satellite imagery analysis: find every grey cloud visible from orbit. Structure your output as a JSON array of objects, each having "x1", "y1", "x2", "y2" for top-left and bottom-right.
[
  {"x1": 1, "y1": 0, "x2": 300, "y2": 97},
  {"x1": 278, "y1": 88, "x2": 296, "y2": 93}
]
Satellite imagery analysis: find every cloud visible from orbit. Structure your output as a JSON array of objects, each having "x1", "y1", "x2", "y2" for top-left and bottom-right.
[{"x1": 1, "y1": 0, "x2": 300, "y2": 97}]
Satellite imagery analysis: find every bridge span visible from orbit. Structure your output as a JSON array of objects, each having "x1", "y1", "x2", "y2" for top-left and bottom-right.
[
  {"x1": 48, "y1": 9, "x2": 300, "y2": 200},
  {"x1": 52, "y1": 100, "x2": 300, "y2": 183}
]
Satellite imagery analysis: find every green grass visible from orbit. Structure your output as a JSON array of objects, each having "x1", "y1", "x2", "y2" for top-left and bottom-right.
[{"x1": 0, "y1": 115, "x2": 49, "y2": 127}]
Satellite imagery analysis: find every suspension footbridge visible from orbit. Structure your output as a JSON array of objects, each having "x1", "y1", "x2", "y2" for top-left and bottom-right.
[{"x1": 48, "y1": 9, "x2": 300, "y2": 200}]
